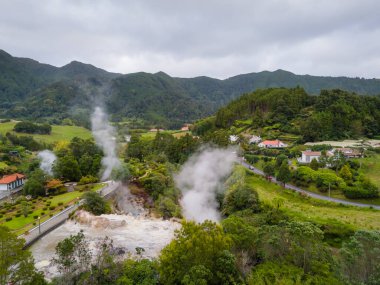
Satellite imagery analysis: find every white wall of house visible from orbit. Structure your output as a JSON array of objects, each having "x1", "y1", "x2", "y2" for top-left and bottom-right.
[
  {"x1": 298, "y1": 152, "x2": 321, "y2": 163},
  {"x1": 0, "y1": 178, "x2": 25, "y2": 191}
]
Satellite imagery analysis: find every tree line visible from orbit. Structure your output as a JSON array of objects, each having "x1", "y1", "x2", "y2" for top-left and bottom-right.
[{"x1": 194, "y1": 88, "x2": 380, "y2": 141}]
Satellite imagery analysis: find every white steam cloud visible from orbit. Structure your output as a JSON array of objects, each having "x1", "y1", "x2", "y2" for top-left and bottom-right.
[
  {"x1": 91, "y1": 106, "x2": 121, "y2": 181},
  {"x1": 37, "y1": 150, "x2": 57, "y2": 176},
  {"x1": 175, "y1": 147, "x2": 237, "y2": 223}
]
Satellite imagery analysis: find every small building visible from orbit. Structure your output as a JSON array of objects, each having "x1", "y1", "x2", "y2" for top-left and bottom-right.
[
  {"x1": 258, "y1": 139, "x2": 287, "y2": 148},
  {"x1": 298, "y1": 150, "x2": 322, "y2": 163},
  {"x1": 249, "y1": 135, "x2": 262, "y2": 144},
  {"x1": 328, "y1": 148, "x2": 362, "y2": 158},
  {"x1": 0, "y1": 173, "x2": 26, "y2": 191}
]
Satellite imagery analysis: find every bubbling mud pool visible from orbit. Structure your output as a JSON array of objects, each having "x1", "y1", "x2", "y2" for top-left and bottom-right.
[{"x1": 31, "y1": 211, "x2": 180, "y2": 279}]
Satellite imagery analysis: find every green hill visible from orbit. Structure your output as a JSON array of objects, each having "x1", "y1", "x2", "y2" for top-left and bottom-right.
[
  {"x1": 194, "y1": 87, "x2": 380, "y2": 142},
  {"x1": 1, "y1": 49, "x2": 380, "y2": 128}
]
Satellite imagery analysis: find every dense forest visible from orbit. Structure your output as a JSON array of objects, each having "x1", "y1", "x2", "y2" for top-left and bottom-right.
[
  {"x1": 195, "y1": 88, "x2": 380, "y2": 141},
  {"x1": 1, "y1": 49, "x2": 380, "y2": 128}
]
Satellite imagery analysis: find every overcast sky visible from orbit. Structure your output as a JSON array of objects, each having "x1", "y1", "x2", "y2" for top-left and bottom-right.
[{"x1": 1, "y1": 0, "x2": 380, "y2": 79}]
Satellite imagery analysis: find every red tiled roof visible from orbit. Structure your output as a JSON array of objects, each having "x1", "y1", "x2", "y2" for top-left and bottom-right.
[
  {"x1": 0, "y1": 173, "x2": 25, "y2": 184},
  {"x1": 262, "y1": 140, "x2": 281, "y2": 145}
]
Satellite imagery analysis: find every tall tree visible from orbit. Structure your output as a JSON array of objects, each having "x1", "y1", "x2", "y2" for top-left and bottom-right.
[
  {"x1": 276, "y1": 161, "x2": 291, "y2": 187},
  {"x1": 340, "y1": 230, "x2": 380, "y2": 284},
  {"x1": 159, "y1": 221, "x2": 242, "y2": 285},
  {"x1": 0, "y1": 226, "x2": 45, "y2": 284}
]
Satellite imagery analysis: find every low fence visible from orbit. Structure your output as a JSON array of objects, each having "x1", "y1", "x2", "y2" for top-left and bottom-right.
[{"x1": 20, "y1": 181, "x2": 121, "y2": 247}]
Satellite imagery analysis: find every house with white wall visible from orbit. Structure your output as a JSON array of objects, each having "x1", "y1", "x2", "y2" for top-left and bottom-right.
[
  {"x1": 0, "y1": 173, "x2": 26, "y2": 191},
  {"x1": 258, "y1": 139, "x2": 287, "y2": 148},
  {"x1": 298, "y1": 150, "x2": 321, "y2": 163}
]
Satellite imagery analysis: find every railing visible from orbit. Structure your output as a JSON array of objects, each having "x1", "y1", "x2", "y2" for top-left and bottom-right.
[{"x1": 20, "y1": 181, "x2": 121, "y2": 247}]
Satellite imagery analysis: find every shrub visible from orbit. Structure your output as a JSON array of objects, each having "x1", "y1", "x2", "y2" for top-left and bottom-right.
[
  {"x1": 5, "y1": 217, "x2": 12, "y2": 221},
  {"x1": 33, "y1": 222, "x2": 36, "y2": 226},
  {"x1": 343, "y1": 181, "x2": 379, "y2": 199},
  {"x1": 0, "y1": 214, "x2": 3, "y2": 218},
  {"x1": 82, "y1": 192, "x2": 109, "y2": 215},
  {"x1": 58, "y1": 202, "x2": 63, "y2": 206},
  {"x1": 41, "y1": 212, "x2": 45, "y2": 215},
  {"x1": 49, "y1": 206, "x2": 56, "y2": 210},
  {"x1": 49, "y1": 213, "x2": 53, "y2": 217},
  {"x1": 244, "y1": 154, "x2": 260, "y2": 164},
  {"x1": 43, "y1": 207, "x2": 48, "y2": 211},
  {"x1": 78, "y1": 175, "x2": 99, "y2": 185},
  {"x1": 33, "y1": 215, "x2": 38, "y2": 219}
]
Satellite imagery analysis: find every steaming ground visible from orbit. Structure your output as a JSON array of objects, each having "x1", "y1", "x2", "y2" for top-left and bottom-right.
[
  {"x1": 175, "y1": 147, "x2": 237, "y2": 223},
  {"x1": 30, "y1": 185, "x2": 180, "y2": 280},
  {"x1": 37, "y1": 150, "x2": 57, "y2": 176},
  {"x1": 91, "y1": 106, "x2": 121, "y2": 180}
]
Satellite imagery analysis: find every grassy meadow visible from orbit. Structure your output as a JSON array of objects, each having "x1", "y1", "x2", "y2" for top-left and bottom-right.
[
  {"x1": 0, "y1": 121, "x2": 92, "y2": 144},
  {"x1": 359, "y1": 154, "x2": 380, "y2": 188},
  {"x1": 140, "y1": 129, "x2": 190, "y2": 139},
  {"x1": 246, "y1": 171, "x2": 380, "y2": 231}
]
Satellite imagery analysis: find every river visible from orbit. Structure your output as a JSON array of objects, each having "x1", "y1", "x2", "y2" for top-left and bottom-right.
[{"x1": 30, "y1": 186, "x2": 180, "y2": 279}]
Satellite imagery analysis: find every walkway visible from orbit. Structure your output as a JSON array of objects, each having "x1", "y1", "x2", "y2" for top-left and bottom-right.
[
  {"x1": 241, "y1": 161, "x2": 380, "y2": 210},
  {"x1": 20, "y1": 181, "x2": 121, "y2": 247}
]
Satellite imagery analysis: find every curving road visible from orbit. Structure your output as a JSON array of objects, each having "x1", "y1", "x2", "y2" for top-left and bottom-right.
[{"x1": 241, "y1": 161, "x2": 380, "y2": 210}]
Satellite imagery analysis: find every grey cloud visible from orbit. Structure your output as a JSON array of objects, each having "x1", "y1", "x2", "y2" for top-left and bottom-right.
[{"x1": 1, "y1": 0, "x2": 380, "y2": 78}]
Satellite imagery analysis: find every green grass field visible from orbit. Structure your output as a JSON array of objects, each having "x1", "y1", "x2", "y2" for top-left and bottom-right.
[
  {"x1": 1, "y1": 183, "x2": 105, "y2": 235},
  {"x1": 359, "y1": 154, "x2": 380, "y2": 188},
  {"x1": 140, "y1": 130, "x2": 190, "y2": 139},
  {"x1": 246, "y1": 172, "x2": 380, "y2": 230},
  {"x1": 0, "y1": 121, "x2": 92, "y2": 144}
]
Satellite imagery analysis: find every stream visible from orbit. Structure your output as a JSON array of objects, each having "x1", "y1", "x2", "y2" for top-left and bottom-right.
[{"x1": 30, "y1": 185, "x2": 180, "y2": 279}]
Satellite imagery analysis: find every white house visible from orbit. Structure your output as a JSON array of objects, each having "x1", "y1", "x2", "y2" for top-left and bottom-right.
[
  {"x1": 249, "y1": 135, "x2": 262, "y2": 144},
  {"x1": 0, "y1": 173, "x2": 26, "y2": 191},
  {"x1": 298, "y1": 150, "x2": 321, "y2": 163},
  {"x1": 258, "y1": 140, "x2": 287, "y2": 148}
]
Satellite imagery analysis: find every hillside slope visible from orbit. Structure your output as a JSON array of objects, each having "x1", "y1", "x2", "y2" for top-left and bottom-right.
[{"x1": 1, "y1": 49, "x2": 380, "y2": 127}]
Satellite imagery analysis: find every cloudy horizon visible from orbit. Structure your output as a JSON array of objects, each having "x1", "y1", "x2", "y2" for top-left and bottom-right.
[{"x1": 1, "y1": 0, "x2": 380, "y2": 79}]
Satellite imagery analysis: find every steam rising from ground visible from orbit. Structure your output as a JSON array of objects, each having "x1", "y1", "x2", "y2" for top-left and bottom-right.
[
  {"x1": 175, "y1": 147, "x2": 237, "y2": 223},
  {"x1": 37, "y1": 150, "x2": 57, "y2": 175},
  {"x1": 91, "y1": 106, "x2": 121, "y2": 180}
]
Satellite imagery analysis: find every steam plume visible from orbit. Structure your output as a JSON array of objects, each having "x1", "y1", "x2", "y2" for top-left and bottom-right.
[
  {"x1": 37, "y1": 150, "x2": 57, "y2": 176},
  {"x1": 175, "y1": 147, "x2": 237, "y2": 223},
  {"x1": 91, "y1": 106, "x2": 121, "y2": 180}
]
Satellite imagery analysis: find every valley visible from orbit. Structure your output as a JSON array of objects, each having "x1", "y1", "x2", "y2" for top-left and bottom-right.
[{"x1": 0, "y1": 52, "x2": 379, "y2": 284}]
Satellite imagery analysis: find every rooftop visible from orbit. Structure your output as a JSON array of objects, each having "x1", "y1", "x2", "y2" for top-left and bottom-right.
[{"x1": 0, "y1": 173, "x2": 25, "y2": 184}]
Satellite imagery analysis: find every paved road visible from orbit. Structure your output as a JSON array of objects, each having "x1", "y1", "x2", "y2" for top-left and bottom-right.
[
  {"x1": 20, "y1": 181, "x2": 121, "y2": 247},
  {"x1": 241, "y1": 161, "x2": 380, "y2": 210}
]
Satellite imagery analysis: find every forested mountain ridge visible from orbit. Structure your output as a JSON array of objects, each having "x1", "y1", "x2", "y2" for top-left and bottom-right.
[
  {"x1": 1, "y1": 49, "x2": 380, "y2": 128},
  {"x1": 194, "y1": 87, "x2": 380, "y2": 142}
]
